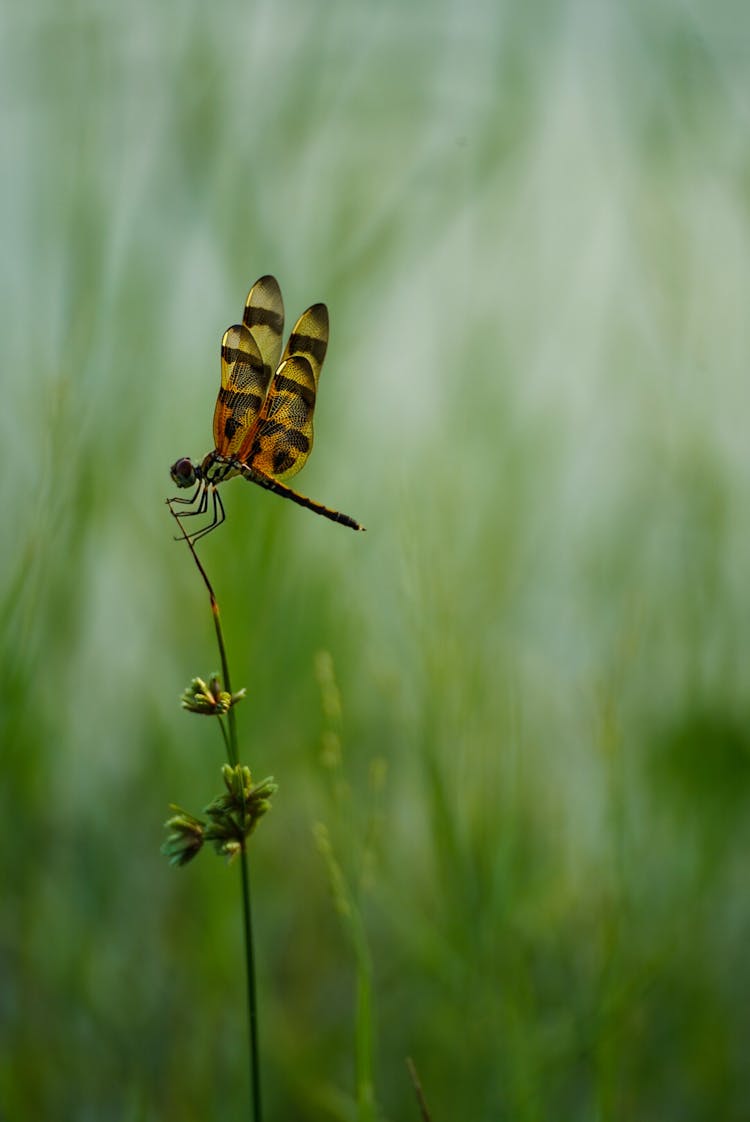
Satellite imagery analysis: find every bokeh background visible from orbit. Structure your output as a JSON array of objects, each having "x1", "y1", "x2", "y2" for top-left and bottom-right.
[{"x1": 2, "y1": 0, "x2": 749, "y2": 1118}]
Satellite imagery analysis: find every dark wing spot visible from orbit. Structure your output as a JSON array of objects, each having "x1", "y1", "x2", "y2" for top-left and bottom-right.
[
  {"x1": 217, "y1": 387, "x2": 262, "y2": 411},
  {"x1": 286, "y1": 428, "x2": 310, "y2": 452},
  {"x1": 245, "y1": 306, "x2": 284, "y2": 333},
  {"x1": 287, "y1": 333, "x2": 327, "y2": 363},
  {"x1": 273, "y1": 449, "x2": 296, "y2": 474}
]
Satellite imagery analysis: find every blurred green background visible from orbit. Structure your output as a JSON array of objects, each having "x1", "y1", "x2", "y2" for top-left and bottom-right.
[{"x1": 2, "y1": 0, "x2": 749, "y2": 1118}]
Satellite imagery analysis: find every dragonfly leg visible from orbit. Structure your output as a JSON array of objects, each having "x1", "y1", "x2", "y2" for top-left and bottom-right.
[
  {"x1": 170, "y1": 481, "x2": 209, "y2": 541},
  {"x1": 170, "y1": 482, "x2": 211, "y2": 523},
  {"x1": 180, "y1": 485, "x2": 226, "y2": 544},
  {"x1": 168, "y1": 479, "x2": 205, "y2": 507}
]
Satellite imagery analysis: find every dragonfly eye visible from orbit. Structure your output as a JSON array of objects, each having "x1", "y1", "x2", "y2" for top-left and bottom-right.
[{"x1": 170, "y1": 457, "x2": 197, "y2": 488}]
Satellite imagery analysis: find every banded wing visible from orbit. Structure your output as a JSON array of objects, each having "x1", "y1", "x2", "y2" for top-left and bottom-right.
[
  {"x1": 237, "y1": 301, "x2": 329, "y2": 478},
  {"x1": 213, "y1": 324, "x2": 271, "y2": 458},
  {"x1": 243, "y1": 275, "x2": 284, "y2": 387},
  {"x1": 279, "y1": 302, "x2": 329, "y2": 389},
  {"x1": 241, "y1": 354, "x2": 317, "y2": 480},
  {"x1": 212, "y1": 276, "x2": 285, "y2": 458}
]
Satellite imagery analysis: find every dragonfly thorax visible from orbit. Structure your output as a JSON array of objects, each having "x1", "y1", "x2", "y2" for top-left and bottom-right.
[{"x1": 201, "y1": 451, "x2": 239, "y2": 485}]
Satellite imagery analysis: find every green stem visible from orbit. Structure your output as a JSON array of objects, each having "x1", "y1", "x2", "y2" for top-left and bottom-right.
[
  {"x1": 169, "y1": 504, "x2": 262, "y2": 1122},
  {"x1": 207, "y1": 598, "x2": 260, "y2": 1122},
  {"x1": 210, "y1": 592, "x2": 238, "y2": 765},
  {"x1": 217, "y1": 715, "x2": 232, "y2": 762},
  {"x1": 173, "y1": 516, "x2": 237, "y2": 762}
]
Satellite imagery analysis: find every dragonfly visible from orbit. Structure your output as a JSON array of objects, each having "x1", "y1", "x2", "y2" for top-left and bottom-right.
[{"x1": 169, "y1": 276, "x2": 365, "y2": 541}]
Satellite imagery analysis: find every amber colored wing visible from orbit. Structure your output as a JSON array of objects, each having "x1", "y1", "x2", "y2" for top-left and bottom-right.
[
  {"x1": 212, "y1": 324, "x2": 271, "y2": 457},
  {"x1": 243, "y1": 275, "x2": 284, "y2": 387},
  {"x1": 279, "y1": 302, "x2": 329, "y2": 389},
  {"x1": 240, "y1": 355, "x2": 317, "y2": 480}
]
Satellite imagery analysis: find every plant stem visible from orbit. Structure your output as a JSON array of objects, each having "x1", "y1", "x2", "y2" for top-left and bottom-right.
[
  {"x1": 405, "y1": 1057, "x2": 433, "y2": 1122},
  {"x1": 211, "y1": 590, "x2": 239, "y2": 765},
  {"x1": 169, "y1": 504, "x2": 262, "y2": 1122},
  {"x1": 172, "y1": 516, "x2": 239, "y2": 764}
]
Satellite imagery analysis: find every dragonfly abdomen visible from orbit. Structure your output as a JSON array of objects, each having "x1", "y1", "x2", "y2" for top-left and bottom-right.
[{"x1": 237, "y1": 462, "x2": 364, "y2": 531}]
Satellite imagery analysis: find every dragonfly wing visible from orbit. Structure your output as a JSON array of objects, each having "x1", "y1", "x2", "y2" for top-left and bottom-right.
[
  {"x1": 241, "y1": 355, "x2": 316, "y2": 480},
  {"x1": 280, "y1": 302, "x2": 328, "y2": 389},
  {"x1": 213, "y1": 324, "x2": 271, "y2": 456},
  {"x1": 243, "y1": 275, "x2": 285, "y2": 388}
]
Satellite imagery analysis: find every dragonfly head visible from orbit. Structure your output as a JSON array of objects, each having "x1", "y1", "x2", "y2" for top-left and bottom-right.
[{"x1": 170, "y1": 457, "x2": 201, "y2": 489}]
